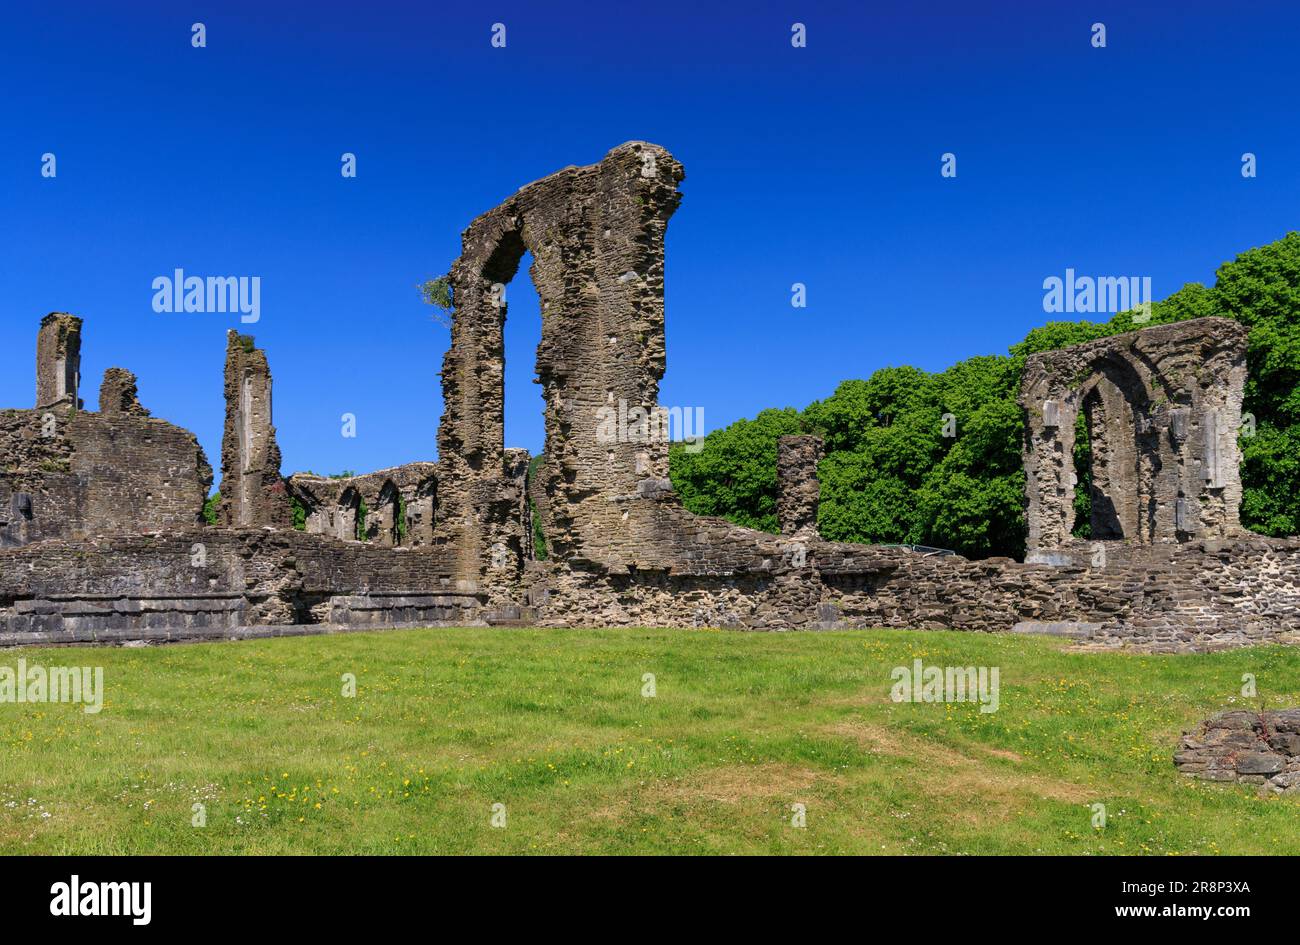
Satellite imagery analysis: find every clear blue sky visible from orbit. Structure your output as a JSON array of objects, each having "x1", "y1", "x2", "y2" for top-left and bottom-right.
[{"x1": 3, "y1": 1, "x2": 1297, "y2": 486}]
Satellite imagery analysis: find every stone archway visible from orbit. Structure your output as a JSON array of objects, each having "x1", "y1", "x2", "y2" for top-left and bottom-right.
[
  {"x1": 1074, "y1": 357, "x2": 1155, "y2": 541},
  {"x1": 367, "y1": 480, "x2": 401, "y2": 547},
  {"x1": 335, "y1": 487, "x2": 361, "y2": 542},
  {"x1": 434, "y1": 142, "x2": 685, "y2": 589},
  {"x1": 1020, "y1": 318, "x2": 1249, "y2": 559}
]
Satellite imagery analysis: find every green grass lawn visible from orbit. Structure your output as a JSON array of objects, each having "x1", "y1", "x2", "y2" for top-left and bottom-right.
[{"x1": 1, "y1": 626, "x2": 1297, "y2": 854}]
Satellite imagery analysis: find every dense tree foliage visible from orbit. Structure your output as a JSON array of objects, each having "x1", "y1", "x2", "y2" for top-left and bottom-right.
[
  {"x1": 670, "y1": 232, "x2": 1300, "y2": 558},
  {"x1": 669, "y1": 408, "x2": 803, "y2": 533}
]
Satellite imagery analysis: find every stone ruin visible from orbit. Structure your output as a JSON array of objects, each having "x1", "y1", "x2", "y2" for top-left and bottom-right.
[
  {"x1": 2, "y1": 313, "x2": 211, "y2": 550},
  {"x1": 3, "y1": 142, "x2": 1300, "y2": 652},
  {"x1": 1020, "y1": 317, "x2": 1249, "y2": 561},
  {"x1": 1175, "y1": 710, "x2": 1300, "y2": 795}
]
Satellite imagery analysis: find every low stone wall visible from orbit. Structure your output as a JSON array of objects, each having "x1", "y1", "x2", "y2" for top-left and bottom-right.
[
  {"x1": 528, "y1": 504, "x2": 1300, "y2": 652},
  {"x1": 1174, "y1": 710, "x2": 1300, "y2": 795},
  {"x1": 7, "y1": 514, "x2": 1300, "y2": 650},
  {"x1": 5, "y1": 514, "x2": 1300, "y2": 650},
  {"x1": 0, "y1": 529, "x2": 488, "y2": 646}
]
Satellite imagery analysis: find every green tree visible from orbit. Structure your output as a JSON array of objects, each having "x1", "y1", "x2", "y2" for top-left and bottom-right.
[
  {"x1": 670, "y1": 231, "x2": 1300, "y2": 557},
  {"x1": 669, "y1": 408, "x2": 803, "y2": 532}
]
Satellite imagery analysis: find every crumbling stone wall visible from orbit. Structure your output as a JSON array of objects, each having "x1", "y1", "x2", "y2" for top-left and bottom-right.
[
  {"x1": 777, "y1": 435, "x2": 823, "y2": 538},
  {"x1": 436, "y1": 142, "x2": 685, "y2": 596},
  {"x1": 0, "y1": 528, "x2": 474, "y2": 645},
  {"x1": 218, "y1": 331, "x2": 291, "y2": 528},
  {"x1": 35, "y1": 313, "x2": 82, "y2": 410},
  {"x1": 1020, "y1": 318, "x2": 1248, "y2": 558},
  {"x1": 4, "y1": 147, "x2": 1300, "y2": 654},
  {"x1": 1175, "y1": 710, "x2": 1300, "y2": 795},
  {"x1": 288, "y1": 463, "x2": 440, "y2": 547},
  {"x1": 98, "y1": 368, "x2": 150, "y2": 418},
  {"x1": 1, "y1": 319, "x2": 212, "y2": 548}
]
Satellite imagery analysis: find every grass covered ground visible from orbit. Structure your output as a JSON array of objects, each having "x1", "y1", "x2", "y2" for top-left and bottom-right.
[{"x1": 1, "y1": 626, "x2": 1297, "y2": 855}]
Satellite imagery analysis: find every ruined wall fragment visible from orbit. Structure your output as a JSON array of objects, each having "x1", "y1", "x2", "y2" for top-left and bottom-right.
[
  {"x1": 219, "y1": 331, "x2": 291, "y2": 528},
  {"x1": 776, "y1": 435, "x2": 824, "y2": 538},
  {"x1": 98, "y1": 368, "x2": 151, "y2": 418},
  {"x1": 35, "y1": 313, "x2": 82, "y2": 411},
  {"x1": 437, "y1": 142, "x2": 685, "y2": 587},
  {"x1": 1019, "y1": 317, "x2": 1248, "y2": 558},
  {"x1": 287, "y1": 462, "x2": 440, "y2": 547},
  {"x1": 1, "y1": 317, "x2": 212, "y2": 546}
]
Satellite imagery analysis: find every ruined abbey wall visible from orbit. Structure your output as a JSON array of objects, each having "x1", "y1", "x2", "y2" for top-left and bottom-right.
[
  {"x1": 0, "y1": 529, "x2": 474, "y2": 646},
  {"x1": 1021, "y1": 317, "x2": 1248, "y2": 558},
  {"x1": 288, "y1": 464, "x2": 440, "y2": 547},
  {"x1": 218, "y1": 332, "x2": 292, "y2": 528},
  {"x1": 436, "y1": 143, "x2": 685, "y2": 599},
  {"x1": 1, "y1": 316, "x2": 212, "y2": 548},
  {"x1": 3, "y1": 145, "x2": 1300, "y2": 654}
]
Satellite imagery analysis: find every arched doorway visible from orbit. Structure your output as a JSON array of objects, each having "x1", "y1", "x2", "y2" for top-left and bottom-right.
[
  {"x1": 1072, "y1": 359, "x2": 1158, "y2": 542},
  {"x1": 371, "y1": 481, "x2": 400, "y2": 547},
  {"x1": 335, "y1": 487, "x2": 361, "y2": 542}
]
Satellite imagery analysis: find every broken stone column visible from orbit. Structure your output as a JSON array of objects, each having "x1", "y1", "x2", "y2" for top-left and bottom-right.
[
  {"x1": 776, "y1": 434, "x2": 823, "y2": 538},
  {"x1": 35, "y1": 313, "x2": 83, "y2": 410},
  {"x1": 98, "y1": 368, "x2": 151, "y2": 418},
  {"x1": 218, "y1": 331, "x2": 291, "y2": 528}
]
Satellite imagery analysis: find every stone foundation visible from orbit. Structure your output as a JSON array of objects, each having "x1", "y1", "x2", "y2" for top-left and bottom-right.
[
  {"x1": 0, "y1": 529, "x2": 489, "y2": 646},
  {"x1": 1174, "y1": 710, "x2": 1300, "y2": 795}
]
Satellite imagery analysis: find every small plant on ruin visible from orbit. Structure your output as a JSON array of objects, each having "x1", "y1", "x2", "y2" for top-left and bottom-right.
[
  {"x1": 1072, "y1": 410, "x2": 1092, "y2": 538},
  {"x1": 356, "y1": 500, "x2": 368, "y2": 541},
  {"x1": 526, "y1": 454, "x2": 548, "y2": 560},
  {"x1": 290, "y1": 496, "x2": 308, "y2": 531},
  {"x1": 418, "y1": 276, "x2": 454, "y2": 329}
]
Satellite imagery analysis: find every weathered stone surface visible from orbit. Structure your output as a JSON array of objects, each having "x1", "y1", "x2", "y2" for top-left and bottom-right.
[
  {"x1": 1011, "y1": 621, "x2": 1102, "y2": 639},
  {"x1": 35, "y1": 313, "x2": 82, "y2": 411},
  {"x1": 218, "y1": 331, "x2": 290, "y2": 528},
  {"x1": 435, "y1": 141, "x2": 685, "y2": 596},
  {"x1": 3, "y1": 148, "x2": 1300, "y2": 649},
  {"x1": 1236, "y1": 752, "x2": 1285, "y2": 776},
  {"x1": 776, "y1": 435, "x2": 823, "y2": 538},
  {"x1": 1175, "y1": 710, "x2": 1300, "y2": 793},
  {"x1": 1020, "y1": 318, "x2": 1248, "y2": 555},
  {"x1": 1, "y1": 319, "x2": 211, "y2": 549},
  {"x1": 288, "y1": 464, "x2": 440, "y2": 547},
  {"x1": 98, "y1": 368, "x2": 150, "y2": 418}
]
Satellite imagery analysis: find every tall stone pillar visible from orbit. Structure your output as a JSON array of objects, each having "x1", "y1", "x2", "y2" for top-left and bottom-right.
[
  {"x1": 776, "y1": 434, "x2": 824, "y2": 538},
  {"x1": 436, "y1": 142, "x2": 685, "y2": 585},
  {"x1": 218, "y1": 331, "x2": 291, "y2": 528},
  {"x1": 35, "y1": 313, "x2": 83, "y2": 410}
]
